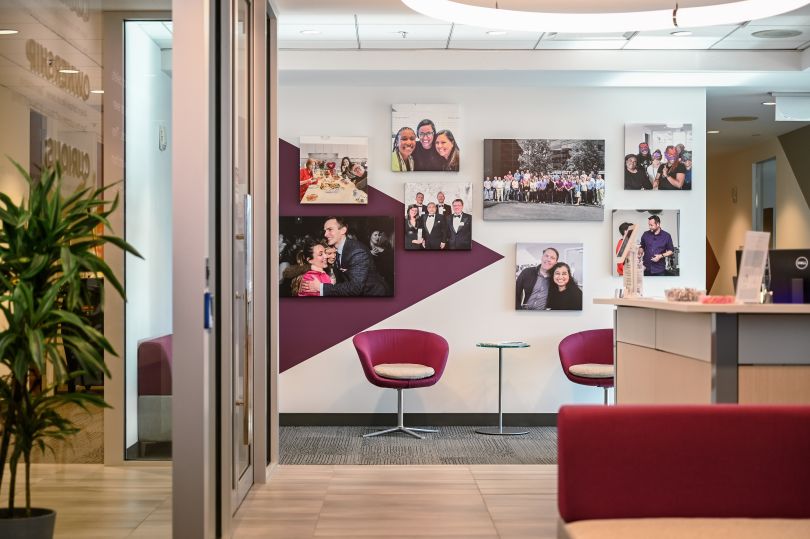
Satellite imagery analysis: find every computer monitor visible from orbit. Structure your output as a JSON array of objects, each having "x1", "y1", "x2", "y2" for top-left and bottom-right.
[
  {"x1": 736, "y1": 249, "x2": 810, "y2": 303},
  {"x1": 768, "y1": 249, "x2": 810, "y2": 303}
]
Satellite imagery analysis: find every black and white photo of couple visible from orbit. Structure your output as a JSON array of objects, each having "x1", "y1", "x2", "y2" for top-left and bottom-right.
[{"x1": 279, "y1": 216, "x2": 394, "y2": 297}]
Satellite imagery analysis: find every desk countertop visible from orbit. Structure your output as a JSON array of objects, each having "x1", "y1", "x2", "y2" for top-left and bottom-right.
[{"x1": 593, "y1": 297, "x2": 810, "y2": 314}]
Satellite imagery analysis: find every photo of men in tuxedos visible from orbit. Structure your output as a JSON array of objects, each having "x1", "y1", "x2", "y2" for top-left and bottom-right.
[
  {"x1": 404, "y1": 181, "x2": 473, "y2": 251},
  {"x1": 446, "y1": 199, "x2": 472, "y2": 250},
  {"x1": 283, "y1": 216, "x2": 394, "y2": 297},
  {"x1": 420, "y1": 203, "x2": 448, "y2": 250}
]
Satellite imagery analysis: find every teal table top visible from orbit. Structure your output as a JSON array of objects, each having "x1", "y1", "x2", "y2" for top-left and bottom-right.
[{"x1": 477, "y1": 341, "x2": 529, "y2": 349}]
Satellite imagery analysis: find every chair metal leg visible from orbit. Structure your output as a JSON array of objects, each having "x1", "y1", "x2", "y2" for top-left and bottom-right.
[
  {"x1": 603, "y1": 387, "x2": 609, "y2": 405},
  {"x1": 362, "y1": 388, "x2": 435, "y2": 439}
]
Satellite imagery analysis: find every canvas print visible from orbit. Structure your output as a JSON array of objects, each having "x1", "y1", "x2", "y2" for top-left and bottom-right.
[
  {"x1": 391, "y1": 104, "x2": 460, "y2": 172},
  {"x1": 404, "y1": 182, "x2": 473, "y2": 251},
  {"x1": 299, "y1": 136, "x2": 368, "y2": 204},
  {"x1": 279, "y1": 216, "x2": 394, "y2": 297},
  {"x1": 612, "y1": 210, "x2": 680, "y2": 277},
  {"x1": 515, "y1": 243, "x2": 584, "y2": 311},
  {"x1": 483, "y1": 138, "x2": 605, "y2": 221},
  {"x1": 624, "y1": 123, "x2": 693, "y2": 190}
]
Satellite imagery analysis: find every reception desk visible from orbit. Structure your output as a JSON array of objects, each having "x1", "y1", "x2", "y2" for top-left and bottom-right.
[{"x1": 594, "y1": 298, "x2": 810, "y2": 404}]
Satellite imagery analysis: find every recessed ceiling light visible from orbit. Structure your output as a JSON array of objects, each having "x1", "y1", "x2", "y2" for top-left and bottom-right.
[
  {"x1": 707, "y1": 130, "x2": 720, "y2": 134},
  {"x1": 0, "y1": 29, "x2": 18, "y2": 35},
  {"x1": 90, "y1": 90, "x2": 104, "y2": 94},
  {"x1": 299, "y1": 29, "x2": 321, "y2": 35},
  {"x1": 487, "y1": 30, "x2": 507, "y2": 36},
  {"x1": 670, "y1": 30, "x2": 693, "y2": 37},
  {"x1": 762, "y1": 101, "x2": 776, "y2": 106},
  {"x1": 722, "y1": 115, "x2": 758, "y2": 122},
  {"x1": 58, "y1": 69, "x2": 79, "y2": 74},
  {"x1": 752, "y1": 29, "x2": 802, "y2": 38}
]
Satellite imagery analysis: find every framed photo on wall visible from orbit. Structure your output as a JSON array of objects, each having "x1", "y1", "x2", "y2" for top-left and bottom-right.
[
  {"x1": 516, "y1": 242, "x2": 584, "y2": 311},
  {"x1": 483, "y1": 138, "x2": 605, "y2": 221},
  {"x1": 391, "y1": 104, "x2": 460, "y2": 172},
  {"x1": 611, "y1": 209, "x2": 680, "y2": 277},
  {"x1": 624, "y1": 123, "x2": 693, "y2": 190},
  {"x1": 279, "y1": 216, "x2": 394, "y2": 297},
  {"x1": 404, "y1": 182, "x2": 473, "y2": 251},
  {"x1": 299, "y1": 136, "x2": 368, "y2": 204}
]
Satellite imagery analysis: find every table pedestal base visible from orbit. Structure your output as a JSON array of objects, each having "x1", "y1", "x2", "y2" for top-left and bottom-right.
[{"x1": 475, "y1": 426, "x2": 529, "y2": 436}]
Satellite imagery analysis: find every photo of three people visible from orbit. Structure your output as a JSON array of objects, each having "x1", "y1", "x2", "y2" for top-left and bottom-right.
[
  {"x1": 404, "y1": 182, "x2": 473, "y2": 251},
  {"x1": 391, "y1": 104, "x2": 460, "y2": 172},
  {"x1": 515, "y1": 243, "x2": 584, "y2": 311}
]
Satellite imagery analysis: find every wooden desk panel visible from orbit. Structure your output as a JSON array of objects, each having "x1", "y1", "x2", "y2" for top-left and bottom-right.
[{"x1": 738, "y1": 366, "x2": 810, "y2": 404}]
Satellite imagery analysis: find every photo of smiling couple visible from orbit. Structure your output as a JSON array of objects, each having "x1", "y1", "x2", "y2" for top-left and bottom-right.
[
  {"x1": 391, "y1": 104, "x2": 460, "y2": 172},
  {"x1": 515, "y1": 242, "x2": 584, "y2": 311}
]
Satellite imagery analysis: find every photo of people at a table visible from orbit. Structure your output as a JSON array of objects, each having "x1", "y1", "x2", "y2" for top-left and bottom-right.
[
  {"x1": 299, "y1": 136, "x2": 369, "y2": 204},
  {"x1": 278, "y1": 216, "x2": 394, "y2": 297},
  {"x1": 404, "y1": 182, "x2": 473, "y2": 251},
  {"x1": 612, "y1": 209, "x2": 680, "y2": 277},
  {"x1": 391, "y1": 104, "x2": 460, "y2": 172},
  {"x1": 483, "y1": 138, "x2": 605, "y2": 221},
  {"x1": 515, "y1": 242, "x2": 584, "y2": 311},
  {"x1": 624, "y1": 123, "x2": 693, "y2": 190}
]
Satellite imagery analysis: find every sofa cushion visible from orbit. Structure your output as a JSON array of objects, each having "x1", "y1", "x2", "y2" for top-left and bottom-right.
[
  {"x1": 374, "y1": 363, "x2": 435, "y2": 380},
  {"x1": 568, "y1": 363, "x2": 613, "y2": 379},
  {"x1": 561, "y1": 518, "x2": 810, "y2": 539}
]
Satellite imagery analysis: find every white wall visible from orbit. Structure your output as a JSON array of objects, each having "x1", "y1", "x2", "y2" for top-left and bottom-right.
[
  {"x1": 708, "y1": 137, "x2": 810, "y2": 295},
  {"x1": 279, "y1": 84, "x2": 706, "y2": 414},
  {"x1": 125, "y1": 23, "x2": 173, "y2": 446}
]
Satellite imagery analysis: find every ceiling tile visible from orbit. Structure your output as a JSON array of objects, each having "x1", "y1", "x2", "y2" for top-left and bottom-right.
[
  {"x1": 278, "y1": 14, "x2": 356, "y2": 25},
  {"x1": 535, "y1": 40, "x2": 627, "y2": 50},
  {"x1": 278, "y1": 24, "x2": 358, "y2": 41},
  {"x1": 360, "y1": 40, "x2": 448, "y2": 49},
  {"x1": 448, "y1": 40, "x2": 538, "y2": 50},
  {"x1": 358, "y1": 23, "x2": 451, "y2": 40},
  {"x1": 712, "y1": 25, "x2": 810, "y2": 49},
  {"x1": 279, "y1": 40, "x2": 358, "y2": 50},
  {"x1": 624, "y1": 36, "x2": 724, "y2": 49}
]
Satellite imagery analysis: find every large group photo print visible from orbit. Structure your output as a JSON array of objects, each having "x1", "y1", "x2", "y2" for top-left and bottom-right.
[
  {"x1": 612, "y1": 209, "x2": 681, "y2": 277},
  {"x1": 404, "y1": 182, "x2": 473, "y2": 251},
  {"x1": 483, "y1": 138, "x2": 606, "y2": 221},
  {"x1": 298, "y1": 136, "x2": 369, "y2": 204},
  {"x1": 279, "y1": 216, "x2": 395, "y2": 298},
  {"x1": 624, "y1": 123, "x2": 693, "y2": 190},
  {"x1": 391, "y1": 104, "x2": 460, "y2": 172},
  {"x1": 516, "y1": 242, "x2": 584, "y2": 311}
]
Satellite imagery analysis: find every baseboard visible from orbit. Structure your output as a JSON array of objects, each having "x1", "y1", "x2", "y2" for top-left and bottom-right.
[
  {"x1": 280, "y1": 413, "x2": 557, "y2": 427},
  {"x1": 125, "y1": 441, "x2": 172, "y2": 460}
]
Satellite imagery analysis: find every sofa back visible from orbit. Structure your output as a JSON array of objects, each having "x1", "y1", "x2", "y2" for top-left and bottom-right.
[
  {"x1": 558, "y1": 405, "x2": 810, "y2": 522},
  {"x1": 137, "y1": 334, "x2": 173, "y2": 396}
]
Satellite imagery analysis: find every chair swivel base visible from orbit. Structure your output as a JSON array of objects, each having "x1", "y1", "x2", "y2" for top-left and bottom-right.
[
  {"x1": 363, "y1": 388, "x2": 437, "y2": 439},
  {"x1": 363, "y1": 426, "x2": 437, "y2": 439},
  {"x1": 475, "y1": 426, "x2": 529, "y2": 436}
]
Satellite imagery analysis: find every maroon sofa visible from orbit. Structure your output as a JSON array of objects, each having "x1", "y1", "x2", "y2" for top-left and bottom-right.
[
  {"x1": 137, "y1": 334, "x2": 173, "y2": 442},
  {"x1": 557, "y1": 405, "x2": 810, "y2": 539}
]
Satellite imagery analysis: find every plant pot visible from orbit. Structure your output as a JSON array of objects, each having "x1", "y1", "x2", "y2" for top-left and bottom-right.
[{"x1": 0, "y1": 508, "x2": 56, "y2": 539}]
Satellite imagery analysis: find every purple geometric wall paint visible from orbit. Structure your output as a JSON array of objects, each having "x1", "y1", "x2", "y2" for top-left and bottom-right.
[{"x1": 279, "y1": 139, "x2": 503, "y2": 373}]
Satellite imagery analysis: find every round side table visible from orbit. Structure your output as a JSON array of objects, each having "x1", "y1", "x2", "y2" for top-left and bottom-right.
[{"x1": 476, "y1": 341, "x2": 530, "y2": 436}]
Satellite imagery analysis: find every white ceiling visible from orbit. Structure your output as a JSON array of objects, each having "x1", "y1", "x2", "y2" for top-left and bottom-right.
[{"x1": 275, "y1": 0, "x2": 810, "y2": 152}]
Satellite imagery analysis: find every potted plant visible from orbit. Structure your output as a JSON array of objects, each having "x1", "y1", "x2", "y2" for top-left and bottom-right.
[{"x1": 0, "y1": 161, "x2": 140, "y2": 538}]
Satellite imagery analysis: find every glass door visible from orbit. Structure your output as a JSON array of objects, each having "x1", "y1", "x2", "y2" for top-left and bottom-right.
[{"x1": 232, "y1": 0, "x2": 254, "y2": 508}]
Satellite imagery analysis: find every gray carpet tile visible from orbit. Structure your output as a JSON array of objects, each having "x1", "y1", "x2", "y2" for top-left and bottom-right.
[{"x1": 279, "y1": 426, "x2": 558, "y2": 465}]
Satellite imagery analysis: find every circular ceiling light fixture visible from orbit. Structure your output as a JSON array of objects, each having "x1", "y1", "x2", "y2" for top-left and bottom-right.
[
  {"x1": 707, "y1": 130, "x2": 720, "y2": 134},
  {"x1": 58, "y1": 68, "x2": 79, "y2": 74},
  {"x1": 751, "y1": 29, "x2": 803, "y2": 38},
  {"x1": 762, "y1": 100, "x2": 776, "y2": 106},
  {"x1": 721, "y1": 115, "x2": 758, "y2": 121},
  {"x1": 0, "y1": 29, "x2": 19, "y2": 35},
  {"x1": 402, "y1": 0, "x2": 810, "y2": 34}
]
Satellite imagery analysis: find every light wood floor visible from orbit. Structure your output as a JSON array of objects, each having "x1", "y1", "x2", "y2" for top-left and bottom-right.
[
  {"x1": 4, "y1": 464, "x2": 558, "y2": 538},
  {"x1": 233, "y1": 465, "x2": 559, "y2": 539}
]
